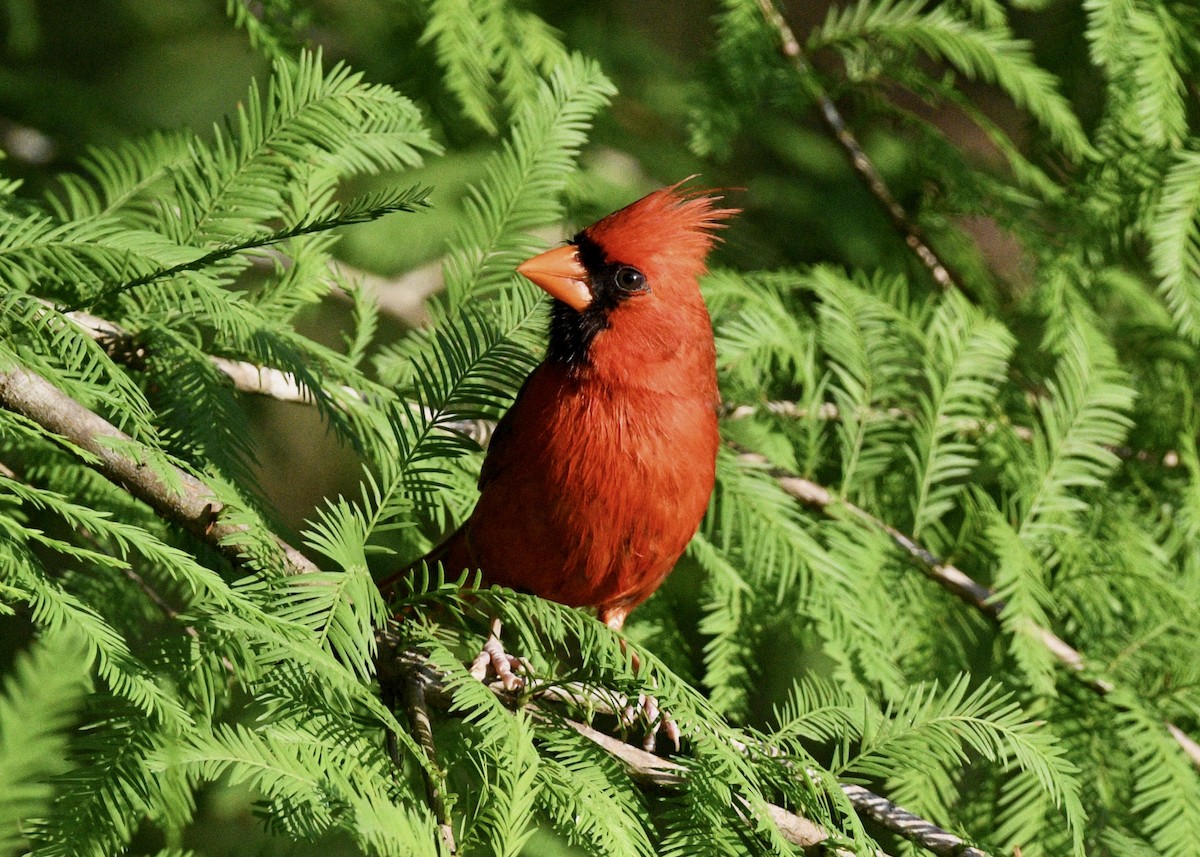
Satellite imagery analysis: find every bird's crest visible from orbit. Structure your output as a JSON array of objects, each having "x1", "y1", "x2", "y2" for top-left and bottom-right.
[{"x1": 582, "y1": 179, "x2": 739, "y2": 277}]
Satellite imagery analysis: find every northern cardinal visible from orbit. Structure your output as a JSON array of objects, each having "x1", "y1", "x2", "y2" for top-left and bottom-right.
[{"x1": 386, "y1": 183, "x2": 736, "y2": 717}]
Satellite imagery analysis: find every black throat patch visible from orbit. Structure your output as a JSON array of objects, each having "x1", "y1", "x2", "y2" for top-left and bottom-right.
[
  {"x1": 547, "y1": 299, "x2": 609, "y2": 368},
  {"x1": 545, "y1": 232, "x2": 619, "y2": 369}
]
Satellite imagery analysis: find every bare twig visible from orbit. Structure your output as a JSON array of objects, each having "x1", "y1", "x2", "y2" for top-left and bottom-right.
[
  {"x1": 840, "y1": 784, "x2": 987, "y2": 857},
  {"x1": 0, "y1": 366, "x2": 318, "y2": 576},
  {"x1": 122, "y1": 566, "x2": 197, "y2": 634},
  {"x1": 754, "y1": 0, "x2": 967, "y2": 296},
  {"x1": 209, "y1": 356, "x2": 362, "y2": 404}
]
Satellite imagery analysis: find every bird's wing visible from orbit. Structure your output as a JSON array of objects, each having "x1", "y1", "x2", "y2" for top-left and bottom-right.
[{"x1": 478, "y1": 368, "x2": 539, "y2": 490}]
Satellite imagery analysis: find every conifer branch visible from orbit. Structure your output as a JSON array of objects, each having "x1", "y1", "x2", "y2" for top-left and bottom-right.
[
  {"x1": 39, "y1": 295, "x2": 1194, "y2": 784},
  {"x1": 738, "y1": 450, "x2": 1200, "y2": 770},
  {"x1": 0, "y1": 362, "x2": 1009, "y2": 855},
  {"x1": 0, "y1": 365, "x2": 319, "y2": 576},
  {"x1": 383, "y1": 645, "x2": 879, "y2": 856},
  {"x1": 54, "y1": 301, "x2": 496, "y2": 441},
  {"x1": 53, "y1": 302, "x2": 362, "y2": 404},
  {"x1": 754, "y1": 0, "x2": 969, "y2": 297},
  {"x1": 521, "y1": 680, "x2": 987, "y2": 857}
]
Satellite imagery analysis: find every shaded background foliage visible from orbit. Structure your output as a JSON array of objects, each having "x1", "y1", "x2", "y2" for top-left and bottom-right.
[{"x1": 1, "y1": 0, "x2": 1200, "y2": 856}]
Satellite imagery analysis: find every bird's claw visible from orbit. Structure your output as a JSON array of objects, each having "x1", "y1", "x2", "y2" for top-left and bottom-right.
[
  {"x1": 620, "y1": 693, "x2": 681, "y2": 753},
  {"x1": 469, "y1": 634, "x2": 528, "y2": 692}
]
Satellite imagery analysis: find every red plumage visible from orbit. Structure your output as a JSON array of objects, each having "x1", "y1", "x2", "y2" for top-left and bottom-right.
[{"x1": 423, "y1": 183, "x2": 737, "y2": 629}]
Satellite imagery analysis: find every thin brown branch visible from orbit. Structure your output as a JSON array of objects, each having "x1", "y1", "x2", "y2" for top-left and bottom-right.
[
  {"x1": 120, "y1": 562, "x2": 241, "y2": 674},
  {"x1": 1, "y1": 452, "x2": 187, "y2": 619},
  {"x1": 0, "y1": 453, "x2": 240, "y2": 672},
  {"x1": 840, "y1": 784, "x2": 988, "y2": 857},
  {"x1": 738, "y1": 451, "x2": 1200, "y2": 769},
  {"x1": 754, "y1": 0, "x2": 968, "y2": 297},
  {"x1": 54, "y1": 301, "x2": 362, "y2": 405},
  {"x1": 0, "y1": 365, "x2": 318, "y2": 576},
  {"x1": 122, "y1": 566, "x2": 196, "y2": 633}
]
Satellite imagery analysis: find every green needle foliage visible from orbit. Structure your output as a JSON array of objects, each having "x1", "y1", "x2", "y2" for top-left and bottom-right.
[{"x1": 1, "y1": 1, "x2": 1198, "y2": 855}]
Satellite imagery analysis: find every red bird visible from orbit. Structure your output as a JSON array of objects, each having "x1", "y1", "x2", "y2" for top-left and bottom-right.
[{"x1": 390, "y1": 184, "x2": 737, "y2": 716}]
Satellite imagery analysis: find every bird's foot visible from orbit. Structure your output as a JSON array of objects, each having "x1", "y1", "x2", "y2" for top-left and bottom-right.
[
  {"x1": 468, "y1": 619, "x2": 527, "y2": 692},
  {"x1": 619, "y1": 693, "x2": 681, "y2": 753}
]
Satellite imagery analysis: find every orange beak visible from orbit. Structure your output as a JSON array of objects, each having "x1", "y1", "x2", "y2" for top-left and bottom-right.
[{"x1": 516, "y1": 244, "x2": 592, "y2": 312}]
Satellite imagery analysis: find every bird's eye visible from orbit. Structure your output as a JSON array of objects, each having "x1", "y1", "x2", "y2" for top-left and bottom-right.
[{"x1": 615, "y1": 266, "x2": 647, "y2": 293}]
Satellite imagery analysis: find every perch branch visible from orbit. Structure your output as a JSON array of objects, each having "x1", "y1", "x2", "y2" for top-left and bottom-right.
[
  {"x1": 0, "y1": 365, "x2": 318, "y2": 576},
  {"x1": 0, "y1": 361, "x2": 866, "y2": 849},
  {"x1": 566, "y1": 719, "x2": 861, "y2": 854},
  {"x1": 383, "y1": 645, "x2": 877, "y2": 856},
  {"x1": 754, "y1": 0, "x2": 968, "y2": 297}
]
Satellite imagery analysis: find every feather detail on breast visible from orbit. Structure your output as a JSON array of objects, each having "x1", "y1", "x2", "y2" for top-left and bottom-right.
[{"x1": 455, "y1": 360, "x2": 718, "y2": 614}]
